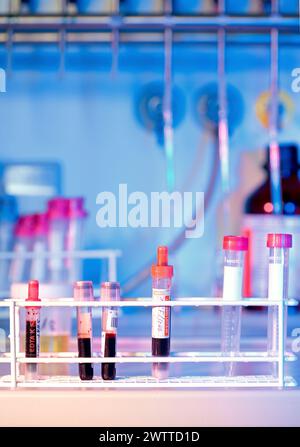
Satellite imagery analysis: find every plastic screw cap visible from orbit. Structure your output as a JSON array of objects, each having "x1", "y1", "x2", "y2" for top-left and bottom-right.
[
  {"x1": 267, "y1": 233, "x2": 292, "y2": 248},
  {"x1": 223, "y1": 236, "x2": 248, "y2": 251}
]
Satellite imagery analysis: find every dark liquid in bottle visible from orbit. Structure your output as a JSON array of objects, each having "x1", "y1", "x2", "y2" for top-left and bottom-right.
[
  {"x1": 78, "y1": 337, "x2": 94, "y2": 380},
  {"x1": 102, "y1": 332, "x2": 116, "y2": 380}
]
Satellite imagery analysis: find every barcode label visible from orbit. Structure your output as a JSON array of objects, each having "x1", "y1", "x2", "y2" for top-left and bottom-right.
[
  {"x1": 152, "y1": 288, "x2": 170, "y2": 339},
  {"x1": 110, "y1": 318, "x2": 118, "y2": 329},
  {"x1": 106, "y1": 309, "x2": 118, "y2": 332}
]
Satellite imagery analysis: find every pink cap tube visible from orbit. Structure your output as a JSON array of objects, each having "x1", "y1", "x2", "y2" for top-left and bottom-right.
[
  {"x1": 15, "y1": 215, "x2": 36, "y2": 237},
  {"x1": 47, "y1": 197, "x2": 69, "y2": 220},
  {"x1": 26, "y1": 280, "x2": 41, "y2": 308},
  {"x1": 223, "y1": 235, "x2": 248, "y2": 251},
  {"x1": 267, "y1": 233, "x2": 292, "y2": 249},
  {"x1": 34, "y1": 213, "x2": 49, "y2": 236},
  {"x1": 68, "y1": 197, "x2": 88, "y2": 219}
]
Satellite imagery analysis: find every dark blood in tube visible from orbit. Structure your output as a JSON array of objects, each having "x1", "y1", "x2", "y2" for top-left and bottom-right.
[
  {"x1": 75, "y1": 281, "x2": 94, "y2": 381},
  {"x1": 101, "y1": 282, "x2": 119, "y2": 380}
]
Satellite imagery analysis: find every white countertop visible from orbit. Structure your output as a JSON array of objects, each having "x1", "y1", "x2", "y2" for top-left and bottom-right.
[{"x1": 1, "y1": 388, "x2": 300, "y2": 427}]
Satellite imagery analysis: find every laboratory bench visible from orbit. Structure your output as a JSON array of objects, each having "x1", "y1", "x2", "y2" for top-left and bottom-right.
[
  {"x1": 0, "y1": 388, "x2": 300, "y2": 426},
  {"x1": 0, "y1": 307, "x2": 299, "y2": 426}
]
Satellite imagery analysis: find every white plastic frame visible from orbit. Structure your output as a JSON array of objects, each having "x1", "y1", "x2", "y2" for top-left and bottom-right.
[{"x1": 0, "y1": 296, "x2": 296, "y2": 389}]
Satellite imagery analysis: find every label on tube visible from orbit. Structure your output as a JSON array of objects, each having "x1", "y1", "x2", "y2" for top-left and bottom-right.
[
  {"x1": 152, "y1": 288, "x2": 170, "y2": 339},
  {"x1": 268, "y1": 263, "x2": 284, "y2": 300},
  {"x1": 26, "y1": 308, "x2": 40, "y2": 357},
  {"x1": 105, "y1": 309, "x2": 118, "y2": 332},
  {"x1": 223, "y1": 266, "x2": 243, "y2": 301}
]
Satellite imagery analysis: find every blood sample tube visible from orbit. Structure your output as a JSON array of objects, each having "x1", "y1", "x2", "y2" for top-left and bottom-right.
[
  {"x1": 267, "y1": 233, "x2": 292, "y2": 377},
  {"x1": 221, "y1": 236, "x2": 248, "y2": 376},
  {"x1": 151, "y1": 246, "x2": 173, "y2": 379},
  {"x1": 101, "y1": 282, "x2": 119, "y2": 380},
  {"x1": 25, "y1": 280, "x2": 41, "y2": 380},
  {"x1": 75, "y1": 281, "x2": 94, "y2": 381}
]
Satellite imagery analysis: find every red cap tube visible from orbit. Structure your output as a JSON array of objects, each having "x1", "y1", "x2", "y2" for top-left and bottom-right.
[
  {"x1": 223, "y1": 235, "x2": 248, "y2": 251},
  {"x1": 26, "y1": 280, "x2": 41, "y2": 308},
  {"x1": 151, "y1": 246, "x2": 173, "y2": 279}
]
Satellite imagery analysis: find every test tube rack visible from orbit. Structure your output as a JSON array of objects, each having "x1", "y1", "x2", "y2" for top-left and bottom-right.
[
  {"x1": 0, "y1": 296, "x2": 297, "y2": 389},
  {"x1": 0, "y1": 248, "x2": 121, "y2": 297}
]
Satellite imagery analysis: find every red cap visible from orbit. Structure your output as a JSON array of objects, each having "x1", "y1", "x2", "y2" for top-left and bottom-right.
[
  {"x1": 68, "y1": 197, "x2": 88, "y2": 218},
  {"x1": 223, "y1": 235, "x2": 248, "y2": 251},
  {"x1": 267, "y1": 233, "x2": 292, "y2": 248},
  {"x1": 151, "y1": 246, "x2": 173, "y2": 279},
  {"x1": 15, "y1": 215, "x2": 36, "y2": 238},
  {"x1": 47, "y1": 197, "x2": 69, "y2": 220},
  {"x1": 26, "y1": 280, "x2": 41, "y2": 306}
]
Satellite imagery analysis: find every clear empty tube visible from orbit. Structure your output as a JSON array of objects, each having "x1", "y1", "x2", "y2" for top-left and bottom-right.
[
  {"x1": 0, "y1": 195, "x2": 17, "y2": 293},
  {"x1": 101, "y1": 282, "x2": 119, "y2": 380},
  {"x1": 30, "y1": 213, "x2": 49, "y2": 282},
  {"x1": 66, "y1": 198, "x2": 87, "y2": 282},
  {"x1": 267, "y1": 233, "x2": 292, "y2": 377},
  {"x1": 75, "y1": 281, "x2": 94, "y2": 381},
  {"x1": 221, "y1": 236, "x2": 248, "y2": 376},
  {"x1": 47, "y1": 198, "x2": 69, "y2": 283},
  {"x1": 10, "y1": 215, "x2": 35, "y2": 284}
]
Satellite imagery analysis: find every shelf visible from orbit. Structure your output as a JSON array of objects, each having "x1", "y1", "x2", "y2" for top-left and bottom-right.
[
  {"x1": 15, "y1": 351, "x2": 282, "y2": 364},
  {"x1": 0, "y1": 14, "x2": 298, "y2": 33},
  {"x1": 0, "y1": 374, "x2": 296, "y2": 388}
]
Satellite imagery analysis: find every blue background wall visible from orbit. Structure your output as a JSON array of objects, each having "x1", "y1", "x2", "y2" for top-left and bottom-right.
[{"x1": 0, "y1": 0, "x2": 300, "y2": 296}]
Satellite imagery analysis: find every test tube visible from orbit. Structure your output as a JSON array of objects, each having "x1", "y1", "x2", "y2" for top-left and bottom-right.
[
  {"x1": 101, "y1": 282, "x2": 119, "y2": 380},
  {"x1": 30, "y1": 213, "x2": 49, "y2": 282},
  {"x1": 75, "y1": 281, "x2": 94, "y2": 381},
  {"x1": 267, "y1": 233, "x2": 292, "y2": 377},
  {"x1": 151, "y1": 246, "x2": 173, "y2": 379},
  {"x1": 66, "y1": 198, "x2": 88, "y2": 282},
  {"x1": 0, "y1": 195, "x2": 18, "y2": 293},
  {"x1": 25, "y1": 280, "x2": 41, "y2": 380},
  {"x1": 47, "y1": 198, "x2": 69, "y2": 283},
  {"x1": 221, "y1": 236, "x2": 248, "y2": 376},
  {"x1": 10, "y1": 215, "x2": 35, "y2": 284}
]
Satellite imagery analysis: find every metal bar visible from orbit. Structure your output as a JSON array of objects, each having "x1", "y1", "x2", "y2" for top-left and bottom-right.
[
  {"x1": 0, "y1": 249, "x2": 121, "y2": 260},
  {"x1": 14, "y1": 305, "x2": 20, "y2": 378},
  {"x1": 9, "y1": 300, "x2": 16, "y2": 389},
  {"x1": 13, "y1": 298, "x2": 285, "y2": 307},
  {"x1": 17, "y1": 354, "x2": 280, "y2": 364},
  {"x1": 110, "y1": 1, "x2": 120, "y2": 78},
  {"x1": 278, "y1": 300, "x2": 285, "y2": 387},
  {"x1": 0, "y1": 16, "x2": 298, "y2": 32},
  {"x1": 268, "y1": 0, "x2": 282, "y2": 214},
  {"x1": 217, "y1": 0, "x2": 230, "y2": 234},
  {"x1": 107, "y1": 254, "x2": 117, "y2": 282},
  {"x1": 163, "y1": 25, "x2": 175, "y2": 191}
]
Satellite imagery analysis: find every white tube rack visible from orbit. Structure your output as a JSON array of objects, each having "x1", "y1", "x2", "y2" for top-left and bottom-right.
[
  {"x1": 0, "y1": 297, "x2": 297, "y2": 389},
  {"x1": 0, "y1": 248, "x2": 121, "y2": 296}
]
